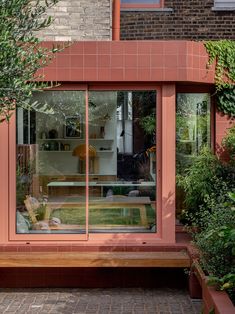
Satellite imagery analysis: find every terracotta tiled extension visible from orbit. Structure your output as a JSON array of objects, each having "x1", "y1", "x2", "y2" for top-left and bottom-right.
[{"x1": 38, "y1": 41, "x2": 215, "y2": 83}]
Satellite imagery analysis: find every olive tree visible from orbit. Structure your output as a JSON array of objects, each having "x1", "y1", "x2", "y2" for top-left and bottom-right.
[{"x1": 0, "y1": 0, "x2": 61, "y2": 123}]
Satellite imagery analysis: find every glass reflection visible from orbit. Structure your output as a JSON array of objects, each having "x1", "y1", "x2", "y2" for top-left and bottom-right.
[
  {"x1": 176, "y1": 93, "x2": 211, "y2": 217},
  {"x1": 88, "y1": 91, "x2": 157, "y2": 233},
  {"x1": 16, "y1": 91, "x2": 86, "y2": 234},
  {"x1": 16, "y1": 90, "x2": 157, "y2": 234}
]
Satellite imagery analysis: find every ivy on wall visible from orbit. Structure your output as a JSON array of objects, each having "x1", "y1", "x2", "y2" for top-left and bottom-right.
[
  {"x1": 204, "y1": 40, "x2": 235, "y2": 117},
  {"x1": 217, "y1": 86, "x2": 235, "y2": 117}
]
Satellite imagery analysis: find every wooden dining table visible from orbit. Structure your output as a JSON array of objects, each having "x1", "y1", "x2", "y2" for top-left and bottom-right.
[{"x1": 46, "y1": 196, "x2": 151, "y2": 227}]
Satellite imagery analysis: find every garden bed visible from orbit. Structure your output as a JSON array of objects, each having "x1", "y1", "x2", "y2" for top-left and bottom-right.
[{"x1": 190, "y1": 261, "x2": 235, "y2": 314}]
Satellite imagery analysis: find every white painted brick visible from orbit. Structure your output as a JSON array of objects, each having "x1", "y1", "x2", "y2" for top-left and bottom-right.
[
  {"x1": 37, "y1": 0, "x2": 112, "y2": 41},
  {"x1": 55, "y1": 36, "x2": 72, "y2": 41}
]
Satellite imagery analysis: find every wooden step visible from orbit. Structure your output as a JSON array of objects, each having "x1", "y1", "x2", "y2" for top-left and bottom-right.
[{"x1": 0, "y1": 251, "x2": 190, "y2": 268}]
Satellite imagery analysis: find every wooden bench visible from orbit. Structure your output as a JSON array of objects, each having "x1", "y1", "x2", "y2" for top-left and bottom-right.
[{"x1": 0, "y1": 251, "x2": 190, "y2": 268}]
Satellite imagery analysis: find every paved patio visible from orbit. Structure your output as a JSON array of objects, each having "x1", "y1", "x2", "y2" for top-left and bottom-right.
[{"x1": 0, "y1": 288, "x2": 202, "y2": 314}]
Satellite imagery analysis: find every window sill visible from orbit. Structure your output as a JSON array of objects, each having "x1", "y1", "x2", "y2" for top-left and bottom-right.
[
  {"x1": 121, "y1": 7, "x2": 173, "y2": 12},
  {"x1": 212, "y1": 6, "x2": 235, "y2": 11}
]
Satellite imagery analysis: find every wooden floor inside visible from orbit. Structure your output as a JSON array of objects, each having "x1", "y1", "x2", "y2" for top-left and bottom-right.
[{"x1": 0, "y1": 251, "x2": 190, "y2": 268}]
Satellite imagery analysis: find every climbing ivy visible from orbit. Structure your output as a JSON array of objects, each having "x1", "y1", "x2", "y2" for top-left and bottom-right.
[
  {"x1": 205, "y1": 40, "x2": 235, "y2": 89},
  {"x1": 204, "y1": 40, "x2": 235, "y2": 117},
  {"x1": 217, "y1": 85, "x2": 235, "y2": 117}
]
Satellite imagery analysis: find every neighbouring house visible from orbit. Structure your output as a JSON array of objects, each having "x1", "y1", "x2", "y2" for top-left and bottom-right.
[{"x1": 0, "y1": 0, "x2": 234, "y2": 274}]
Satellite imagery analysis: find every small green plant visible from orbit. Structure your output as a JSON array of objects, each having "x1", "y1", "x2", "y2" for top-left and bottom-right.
[
  {"x1": 208, "y1": 273, "x2": 235, "y2": 291},
  {"x1": 222, "y1": 124, "x2": 235, "y2": 158},
  {"x1": 140, "y1": 114, "x2": 155, "y2": 135}
]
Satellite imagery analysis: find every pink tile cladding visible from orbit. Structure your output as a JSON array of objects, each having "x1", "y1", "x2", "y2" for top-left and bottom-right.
[
  {"x1": 215, "y1": 110, "x2": 235, "y2": 161},
  {"x1": 39, "y1": 41, "x2": 215, "y2": 83}
]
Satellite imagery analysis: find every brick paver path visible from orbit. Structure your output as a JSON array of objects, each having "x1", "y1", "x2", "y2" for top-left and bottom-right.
[{"x1": 0, "y1": 288, "x2": 202, "y2": 314}]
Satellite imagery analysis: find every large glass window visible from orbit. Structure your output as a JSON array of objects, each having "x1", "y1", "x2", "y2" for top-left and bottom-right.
[
  {"x1": 176, "y1": 93, "x2": 211, "y2": 216},
  {"x1": 16, "y1": 90, "x2": 157, "y2": 234}
]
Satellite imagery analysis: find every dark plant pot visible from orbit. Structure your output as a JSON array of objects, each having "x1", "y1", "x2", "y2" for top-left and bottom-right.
[{"x1": 190, "y1": 261, "x2": 235, "y2": 314}]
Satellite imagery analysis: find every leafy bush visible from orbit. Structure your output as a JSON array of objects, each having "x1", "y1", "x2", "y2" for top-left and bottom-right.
[
  {"x1": 222, "y1": 124, "x2": 235, "y2": 159},
  {"x1": 194, "y1": 193, "x2": 235, "y2": 303},
  {"x1": 195, "y1": 208, "x2": 235, "y2": 277},
  {"x1": 177, "y1": 147, "x2": 235, "y2": 227},
  {"x1": 182, "y1": 125, "x2": 235, "y2": 304}
]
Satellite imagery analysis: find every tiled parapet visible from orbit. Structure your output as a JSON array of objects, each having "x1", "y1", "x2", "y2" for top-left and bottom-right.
[{"x1": 39, "y1": 40, "x2": 215, "y2": 83}]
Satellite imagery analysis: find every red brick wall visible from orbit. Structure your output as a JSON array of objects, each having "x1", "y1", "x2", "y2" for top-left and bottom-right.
[{"x1": 121, "y1": 0, "x2": 235, "y2": 40}]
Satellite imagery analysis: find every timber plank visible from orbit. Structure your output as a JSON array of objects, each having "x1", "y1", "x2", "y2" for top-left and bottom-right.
[{"x1": 0, "y1": 252, "x2": 190, "y2": 268}]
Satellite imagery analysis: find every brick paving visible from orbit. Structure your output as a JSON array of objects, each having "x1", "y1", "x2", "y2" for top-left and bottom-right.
[{"x1": 0, "y1": 288, "x2": 202, "y2": 314}]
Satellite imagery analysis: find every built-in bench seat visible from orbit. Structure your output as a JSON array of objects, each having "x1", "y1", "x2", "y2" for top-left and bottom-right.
[{"x1": 0, "y1": 251, "x2": 190, "y2": 268}]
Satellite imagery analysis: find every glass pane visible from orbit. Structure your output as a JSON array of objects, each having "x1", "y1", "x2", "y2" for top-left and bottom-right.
[
  {"x1": 88, "y1": 91, "x2": 157, "y2": 233},
  {"x1": 16, "y1": 91, "x2": 87, "y2": 234},
  {"x1": 176, "y1": 93, "x2": 211, "y2": 216}
]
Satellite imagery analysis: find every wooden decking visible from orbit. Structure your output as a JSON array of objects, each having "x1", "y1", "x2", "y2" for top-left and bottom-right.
[{"x1": 0, "y1": 251, "x2": 190, "y2": 268}]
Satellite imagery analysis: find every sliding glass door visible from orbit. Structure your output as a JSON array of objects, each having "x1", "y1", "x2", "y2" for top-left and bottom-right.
[
  {"x1": 88, "y1": 90, "x2": 157, "y2": 233},
  {"x1": 15, "y1": 89, "x2": 157, "y2": 236},
  {"x1": 16, "y1": 90, "x2": 88, "y2": 237}
]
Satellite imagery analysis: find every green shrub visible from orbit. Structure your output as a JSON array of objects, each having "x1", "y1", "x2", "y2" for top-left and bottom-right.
[
  {"x1": 194, "y1": 194, "x2": 235, "y2": 303},
  {"x1": 177, "y1": 147, "x2": 235, "y2": 227},
  {"x1": 222, "y1": 124, "x2": 235, "y2": 159},
  {"x1": 195, "y1": 208, "x2": 235, "y2": 277}
]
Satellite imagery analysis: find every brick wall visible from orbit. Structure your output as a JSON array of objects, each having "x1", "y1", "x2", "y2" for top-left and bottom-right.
[
  {"x1": 121, "y1": 0, "x2": 235, "y2": 40},
  {"x1": 37, "y1": 0, "x2": 112, "y2": 41}
]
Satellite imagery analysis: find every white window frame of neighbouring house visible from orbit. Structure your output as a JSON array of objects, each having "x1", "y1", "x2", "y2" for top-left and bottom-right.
[{"x1": 213, "y1": 0, "x2": 235, "y2": 10}]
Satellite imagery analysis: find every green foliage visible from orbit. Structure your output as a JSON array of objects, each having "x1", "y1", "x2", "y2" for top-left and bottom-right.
[
  {"x1": 208, "y1": 273, "x2": 235, "y2": 291},
  {"x1": 194, "y1": 200, "x2": 235, "y2": 303},
  {"x1": 217, "y1": 86, "x2": 235, "y2": 117},
  {"x1": 0, "y1": 0, "x2": 62, "y2": 123},
  {"x1": 34, "y1": 204, "x2": 47, "y2": 222},
  {"x1": 222, "y1": 124, "x2": 235, "y2": 158},
  {"x1": 180, "y1": 127, "x2": 235, "y2": 302},
  {"x1": 140, "y1": 113, "x2": 156, "y2": 135},
  {"x1": 204, "y1": 40, "x2": 235, "y2": 117},
  {"x1": 177, "y1": 146, "x2": 235, "y2": 227},
  {"x1": 205, "y1": 40, "x2": 235, "y2": 90},
  {"x1": 196, "y1": 216, "x2": 235, "y2": 277}
]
